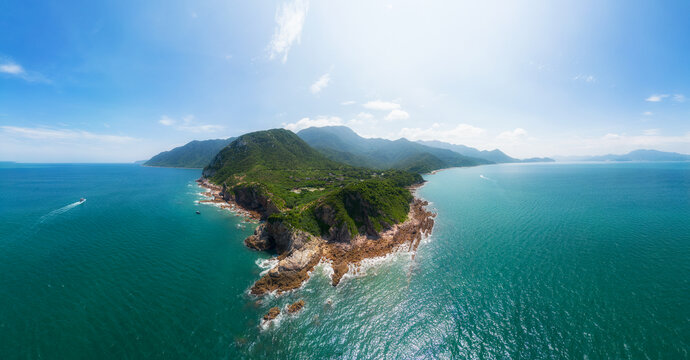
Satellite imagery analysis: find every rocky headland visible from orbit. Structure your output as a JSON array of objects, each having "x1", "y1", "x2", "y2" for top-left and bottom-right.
[{"x1": 197, "y1": 178, "x2": 435, "y2": 295}]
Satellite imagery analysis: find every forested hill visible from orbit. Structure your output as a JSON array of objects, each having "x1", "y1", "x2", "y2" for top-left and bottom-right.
[
  {"x1": 144, "y1": 138, "x2": 235, "y2": 168},
  {"x1": 202, "y1": 128, "x2": 422, "y2": 241}
]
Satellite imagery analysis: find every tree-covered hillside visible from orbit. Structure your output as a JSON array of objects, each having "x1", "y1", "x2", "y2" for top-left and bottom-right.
[
  {"x1": 144, "y1": 138, "x2": 235, "y2": 168},
  {"x1": 203, "y1": 129, "x2": 422, "y2": 240}
]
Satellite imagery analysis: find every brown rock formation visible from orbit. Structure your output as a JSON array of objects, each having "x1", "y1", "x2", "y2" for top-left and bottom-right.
[
  {"x1": 287, "y1": 299, "x2": 305, "y2": 314},
  {"x1": 322, "y1": 199, "x2": 434, "y2": 285},
  {"x1": 263, "y1": 307, "x2": 280, "y2": 321},
  {"x1": 231, "y1": 184, "x2": 280, "y2": 219},
  {"x1": 197, "y1": 178, "x2": 436, "y2": 297},
  {"x1": 250, "y1": 241, "x2": 323, "y2": 295}
]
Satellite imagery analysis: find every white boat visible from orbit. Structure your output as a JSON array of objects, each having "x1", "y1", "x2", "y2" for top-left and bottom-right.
[{"x1": 78, "y1": 198, "x2": 86, "y2": 204}]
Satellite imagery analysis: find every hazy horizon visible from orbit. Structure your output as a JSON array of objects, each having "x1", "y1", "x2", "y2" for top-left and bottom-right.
[{"x1": 2, "y1": 1, "x2": 689, "y2": 162}]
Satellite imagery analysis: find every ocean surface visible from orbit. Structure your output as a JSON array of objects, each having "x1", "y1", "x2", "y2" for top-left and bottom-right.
[{"x1": 1, "y1": 162, "x2": 688, "y2": 359}]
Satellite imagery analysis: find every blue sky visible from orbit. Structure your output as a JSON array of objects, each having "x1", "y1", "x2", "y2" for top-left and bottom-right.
[{"x1": 1, "y1": 0, "x2": 689, "y2": 162}]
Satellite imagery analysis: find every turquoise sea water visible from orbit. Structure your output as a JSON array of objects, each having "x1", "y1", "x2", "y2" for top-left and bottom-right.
[{"x1": 1, "y1": 162, "x2": 689, "y2": 359}]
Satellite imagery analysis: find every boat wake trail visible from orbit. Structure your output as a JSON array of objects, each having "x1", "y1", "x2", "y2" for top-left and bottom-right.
[
  {"x1": 479, "y1": 174, "x2": 496, "y2": 182},
  {"x1": 9, "y1": 200, "x2": 85, "y2": 242},
  {"x1": 39, "y1": 201, "x2": 84, "y2": 223}
]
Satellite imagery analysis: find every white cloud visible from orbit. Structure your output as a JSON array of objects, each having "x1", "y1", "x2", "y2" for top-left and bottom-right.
[
  {"x1": 341, "y1": 100, "x2": 356, "y2": 105},
  {"x1": 157, "y1": 115, "x2": 223, "y2": 133},
  {"x1": 363, "y1": 100, "x2": 401, "y2": 111},
  {"x1": 310, "y1": 73, "x2": 330, "y2": 94},
  {"x1": 0, "y1": 126, "x2": 137, "y2": 143},
  {"x1": 0, "y1": 62, "x2": 24, "y2": 75},
  {"x1": 594, "y1": 131, "x2": 690, "y2": 148},
  {"x1": 384, "y1": 109, "x2": 410, "y2": 121},
  {"x1": 159, "y1": 116, "x2": 175, "y2": 126},
  {"x1": 573, "y1": 74, "x2": 596, "y2": 83},
  {"x1": 645, "y1": 94, "x2": 669, "y2": 102},
  {"x1": 348, "y1": 112, "x2": 374, "y2": 126},
  {"x1": 283, "y1": 116, "x2": 343, "y2": 132},
  {"x1": 398, "y1": 123, "x2": 485, "y2": 143},
  {"x1": 268, "y1": 0, "x2": 309, "y2": 63},
  {"x1": 643, "y1": 111, "x2": 653, "y2": 116},
  {"x1": 673, "y1": 94, "x2": 686, "y2": 103},
  {"x1": 0, "y1": 60, "x2": 49, "y2": 82},
  {"x1": 496, "y1": 128, "x2": 528, "y2": 141}
]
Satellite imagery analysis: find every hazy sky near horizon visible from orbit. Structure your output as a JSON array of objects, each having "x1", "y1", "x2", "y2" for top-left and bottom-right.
[{"x1": 1, "y1": 0, "x2": 689, "y2": 162}]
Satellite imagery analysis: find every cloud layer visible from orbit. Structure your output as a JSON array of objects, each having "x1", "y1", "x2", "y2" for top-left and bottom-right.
[
  {"x1": 158, "y1": 115, "x2": 224, "y2": 133},
  {"x1": 268, "y1": 0, "x2": 309, "y2": 63}
]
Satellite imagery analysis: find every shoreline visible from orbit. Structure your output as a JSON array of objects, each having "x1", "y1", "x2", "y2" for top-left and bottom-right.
[
  {"x1": 196, "y1": 178, "x2": 261, "y2": 222},
  {"x1": 196, "y1": 177, "x2": 436, "y2": 296}
]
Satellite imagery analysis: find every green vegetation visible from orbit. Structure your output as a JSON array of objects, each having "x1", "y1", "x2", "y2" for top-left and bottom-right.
[
  {"x1": 203, "y1": 129, "x2": 422, "y2": 239},
  {"x1": 145, "y1": 138, "x2": 235, "y2": 168}
]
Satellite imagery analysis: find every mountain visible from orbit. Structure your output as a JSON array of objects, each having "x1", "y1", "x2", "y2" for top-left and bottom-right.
[
  {"x1": 201, "y1": 129, "x2": 431, "y2": 295},
  {"x1": 576, "y1": 149, "x2": 690, "y2": 162},
  {"x1": 416, "y1": 140, "x2": 554, "y2": 163},
  {"x1": 144, "y1": 138, "x2": 235, "y2": 168},
  {"x1": 202, "y1": 128, "x2": 422, "y2": 239},
  {"x1": 416, "y1": 140, "x2": 518, "y2": 163},
  {"x1": 296, "y1": 126, "x2": 491, "y2": 172},
  {"x1": 203, "y1": 129, "x2": 343, "y2": 181}
]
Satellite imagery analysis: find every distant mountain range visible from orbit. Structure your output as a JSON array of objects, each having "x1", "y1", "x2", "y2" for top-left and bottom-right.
[
  {"x1": 555, "y1": 149, "x2": 690, "y2": 162},
  {"x1": 144, "y1": 126, "x2": 555, "y2": 171},
  {"x1": 144, "y1": 137, "x2": 235, "y2": 168},
  {"x1": 415, "y1": 140, "x2": 554, "y2": 163},
  {"x1": 296, "y1": 126, "x2": 491, "y2": 173}
]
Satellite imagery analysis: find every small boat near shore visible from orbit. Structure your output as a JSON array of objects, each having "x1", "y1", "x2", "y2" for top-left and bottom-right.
[{"x1": 196, "y1": 210, "x2": 201, "y2": 214}]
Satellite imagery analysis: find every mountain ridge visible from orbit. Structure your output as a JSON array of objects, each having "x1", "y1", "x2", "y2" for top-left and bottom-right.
[
  {"x1": 297, "y1": 126, "x2": 491, "y2": 172},
  {"x1": 144, "y1": 137, "x2": 235, "y2": 168}
]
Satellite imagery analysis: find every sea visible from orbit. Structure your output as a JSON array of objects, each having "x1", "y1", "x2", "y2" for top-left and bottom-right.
[{"x1": 0, "y1": 162, "x2": 688, "y2": 359}]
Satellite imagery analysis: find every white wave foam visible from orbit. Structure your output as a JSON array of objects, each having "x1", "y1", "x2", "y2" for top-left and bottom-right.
[
  {"x1": 259, "y1": 312, "x2": 284, "y2": 331},
  {"x1": 339, "y1": 249, "x2": 414, "y2": 283},
  {"x1": 315, "y1": 260, "x2": 334, "y2": 282},
  {"x1": 256, "y1": 257, "x2": 279, "y2": 276}
]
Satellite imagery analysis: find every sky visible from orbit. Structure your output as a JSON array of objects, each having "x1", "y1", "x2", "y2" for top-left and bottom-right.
[{"x1": 1, "y1": 0, "x2": 689, "y2": 162}]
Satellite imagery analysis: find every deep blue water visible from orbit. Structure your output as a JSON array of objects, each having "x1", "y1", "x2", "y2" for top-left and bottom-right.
[{"x1": 0, "y1": 162, "x2": 688, "y2": 359}]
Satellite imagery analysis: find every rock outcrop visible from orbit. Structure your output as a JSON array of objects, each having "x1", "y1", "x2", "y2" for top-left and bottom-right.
[
  {"x1": 250, "y1": 240, "x2": 323, "y2": 295},
  {"x1": 263, "y1": 307, "x2": 280, "y2": 321},
  {"x1": 322, "y1": 198, "x2": 434, "y2": 285},
  {"x1": 287, "y1": 300, "x2": 305, "y2": 314},
  {"x1": 231, "y1": 184, "x2": 280, "y2": 219}
]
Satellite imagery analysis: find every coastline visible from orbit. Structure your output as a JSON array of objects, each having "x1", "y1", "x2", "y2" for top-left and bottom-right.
[
  {"x1": 196, "y1": 178, "x2": 261, "y2": 221},
  {"x1": 196, "y1": 177, "x2": 436, "y2": 297}
]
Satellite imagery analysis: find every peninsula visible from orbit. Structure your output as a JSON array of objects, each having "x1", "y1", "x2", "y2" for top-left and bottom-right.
[{"x1": 197, "y1": 129, "x2": 436, "y2": 296}]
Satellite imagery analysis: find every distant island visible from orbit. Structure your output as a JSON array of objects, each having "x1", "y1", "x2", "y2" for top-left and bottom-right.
[
  {"x1": 556, "y1": 149, "x2": 690, "y2": 162},
  {"x1": 415, "y1": 139, "x2": 554, "y2": 163}
]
